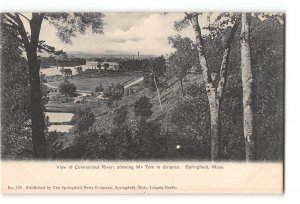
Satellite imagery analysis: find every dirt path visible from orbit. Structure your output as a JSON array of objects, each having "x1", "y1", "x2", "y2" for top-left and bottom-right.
[{"x1": 124, "y1": 77, "x2": 144, "y2": 89}]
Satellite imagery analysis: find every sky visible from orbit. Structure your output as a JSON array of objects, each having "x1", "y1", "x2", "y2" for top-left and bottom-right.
[
  {"x1": 23, "y1": 12, "x2": 202, "y2": 56},
  {"x1": 20, "y1": 12, "x2": 278, "y2": 57}
]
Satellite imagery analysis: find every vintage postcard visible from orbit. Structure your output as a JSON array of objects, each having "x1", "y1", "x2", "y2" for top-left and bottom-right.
[{"x1": 0, "y1": 12, "x2": 284, "y2": 194}]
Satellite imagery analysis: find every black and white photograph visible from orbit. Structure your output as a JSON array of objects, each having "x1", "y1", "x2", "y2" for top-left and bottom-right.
[{"x1": 0, "y1": 12, "x2": 284, "y2": 162}]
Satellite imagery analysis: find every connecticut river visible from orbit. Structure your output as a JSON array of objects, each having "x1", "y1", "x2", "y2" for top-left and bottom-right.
[{"x1": 45, "y1": 112, "x2": 74, "y2": 133}]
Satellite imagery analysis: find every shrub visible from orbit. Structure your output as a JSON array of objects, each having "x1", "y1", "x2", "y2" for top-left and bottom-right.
[
  {"x1": 58, "y1": 79, "x2": 76, "y2": 96},
  {"x1": 82, "y1": 130, "x2": 115, "y2": 159},
  {"x1": 94, "y1": 83, "x2": 104, "y2": 93},
  {"x1": 133, "y1": 120, "x2": 162, "y2": 159},
  {"x1": 71, "y1": 109, "x2": 95, "y2": 133},
  {"x1": 133, "y1": 96, "x2": 153, "y2": 119},
  {"x1": 111, "y1": 83, "x2": 125, "y2": 100},
  {"x1": 113, "y1": 105, "x2": 128, "y2": 127},
  {"x1": 104, "y1": 83, "x2": 125, "y2": 103},
  {"x1": 169, "y1": 85, "x2": 211, "y2": 160},
  {"x1": 80, "y1": 128, "x2": 132, "y2": 160},
  {"x1": 76, "y1": 66, "x2": 83, "y2": 75},
  {"x1": 185, "y1": 83, "x2": 201, "y2": 97},
  {"x1": 103, "y1": 83, "x2": 114, "y2": 98},
  {"x1": 115, "y1": 83, "x2": 124, "y2": 92},
  {"x1": 106, "y1": 98, "x2": 113, "y2": 108},
  {"x1": 111, "y1": 91, "x2": 123, "y2": 101}
]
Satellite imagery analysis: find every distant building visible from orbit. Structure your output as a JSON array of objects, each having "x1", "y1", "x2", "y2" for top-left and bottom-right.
[
  {"x1": 100, "y1": 62, "x2": 120, "y2": 70},
  {"x1": 108, "y1": 62, "x2": 120, "y2": 70}
]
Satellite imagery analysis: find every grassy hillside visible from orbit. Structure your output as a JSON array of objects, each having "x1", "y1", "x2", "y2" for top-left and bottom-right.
[{"x1": 90, "y1": 73, "x2": 203, "y2": 133}]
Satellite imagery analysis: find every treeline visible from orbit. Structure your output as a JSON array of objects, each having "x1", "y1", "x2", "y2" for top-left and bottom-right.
[
  {"x1": 40, "y1": 56, "x2": 86, "y2": 68},
  {"x1": 118, "y1": 56, "x2": 165, "y2": 72},
  {"x1": 118, "y1": 59, "x2": 149, "y2": 71}
]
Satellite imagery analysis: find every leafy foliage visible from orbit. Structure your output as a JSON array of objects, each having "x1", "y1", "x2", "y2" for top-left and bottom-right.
[
  {"x1": 143, "y1": 56, "x2": 167, "y2": 91},
  {"x1": 169, "y1": 84, "x2": 211, "y2": 159},
  {"x1": 113, "y1": 105, "x2": 128, "y2": 127},
  {"x1": 58, "y1": 79, "x2": 77, "y2": 96},
  {"x1": 71, "y1": 109, "x2": 96, "y2": 133},
  {"x1": 94, "y1": 83, "x2": 104, "y2": 93},
  {"x1": 133, "y1": 96, "x2": 153, "y2": 119},
  {"x1": 251, "y1": 16, "x2": 284, "y2": 160},
  {"x1": 133, "y1": 120, "x2": 163, "y2": 159},
  {"x1": 168, "y1": 13, "x2": 284, "y2": 161},
  {"x1": 45, "y1": 13, "x2": 105, "y2": 44},
  {"x1": 103, "y1": 63, "x2": 110, "y2": 70},
  {"x1": 168, "y1": 35, "x2": 199, "y2": 95},
  {"x1": 1, "y1": 22, "x2": 33, "y2": 159}
]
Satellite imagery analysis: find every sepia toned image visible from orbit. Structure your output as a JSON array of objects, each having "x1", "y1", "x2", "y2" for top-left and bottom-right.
[{"x1": 0, "y1": 12, "x2": 284, "y2": 194}]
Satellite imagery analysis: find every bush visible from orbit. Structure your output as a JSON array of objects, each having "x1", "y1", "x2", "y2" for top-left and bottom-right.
[
  {"x1": 111, "y1": 83, "x2": 125, "y2": 100},
  {"x1": 111, "y1": 91, "x2": 124, "y2": 101},
  {"x1": 133, "y1": 96, "x2": 153, "y2": 119},
  {"x1": 76, "y1": 66, "x2": 83, "y2": 75},
  {"x1": 71, "y1": 109, "x2": 95, "y2": 133},
  {"x1": 80, "y1": 128, "x2": 132, "y2": 160},
  {"x1": 115, "y1": 83, "x2": 124, "y2": 91},
  {"x1": 103, "y1": 83, "x2": 114, "y2": 98},
  {"x1": 104, "y1": 83, "x2": 125, "y2": 104},
  {"x1": 106, "y1": 98, "x2": 113, "y2": 108},
  {"x1": 113, "y1": 105, "x2": 128, "y2": 127},
  {"x1": 170, "y1": 96, "x2": 211, "y2": 160},
  {"x1": 94, "y1": 83, "x2": 104, "y2": 93},
  {"x1": 58, "y1": 79, "x2": 76, "y2": 96},
  {"x1": 185, "y1": 83, "x2": 202, "y2": 97},
  {"x1": 133, "y1": 120, "x2": 162, "y2": 159},
  {"x1": 82, "y1": 130, "x2": 115, "y2": 159}
]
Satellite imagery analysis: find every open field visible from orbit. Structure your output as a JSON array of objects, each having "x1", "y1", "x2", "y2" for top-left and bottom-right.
[
  {"x1": 47, "y1": 71, "x2": 143, "y2": 91},
  {"x1": 45, "y1": 103, "x2": 85, "y2": 113}
]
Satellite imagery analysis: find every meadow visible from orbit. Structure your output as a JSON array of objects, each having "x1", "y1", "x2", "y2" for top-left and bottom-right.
[{"x1": 47, "y1": 71, "x2": 143, "y2": 91}]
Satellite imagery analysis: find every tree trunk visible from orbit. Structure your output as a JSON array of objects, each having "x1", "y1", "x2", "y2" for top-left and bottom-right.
[
  {"x1": 27, "y1": 48, "x2": 47, "y2": 159},
  {"x1": 190, "y1": 15, "x2": 221, "y2": 161},
  {"x1": 188, "y1": 13, "x2": 239, "y2": 161},
  {"x1": 241, "y1": 13, "x2": 256, "y2": 161},
  {"x1": 207, "y1": 88, "x2": 221, "y2": 160}
]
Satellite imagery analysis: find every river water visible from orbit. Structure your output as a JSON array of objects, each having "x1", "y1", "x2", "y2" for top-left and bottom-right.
[
  {"x1": 45, "y1": 112, "x2": 74, "y2": 133},
  {"x1": 40, "y1": 61, "x2": 98, "y2": 76}
]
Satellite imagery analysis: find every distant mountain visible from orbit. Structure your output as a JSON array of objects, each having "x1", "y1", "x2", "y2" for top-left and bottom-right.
[
  {"x1": 67, "y1": 51, "x2": 157, "y2": 59},
  {"x1": 67, "y1": 52, "x2": 102, "y2": 59}
]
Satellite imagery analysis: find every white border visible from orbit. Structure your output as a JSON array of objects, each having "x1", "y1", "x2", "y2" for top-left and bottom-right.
[
  {"x1": 1, "y1": 0, "x2": 300, "y2": 203},
  {"x1": 0, "y1": 0, "x2": 286, "y2": 12}
]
